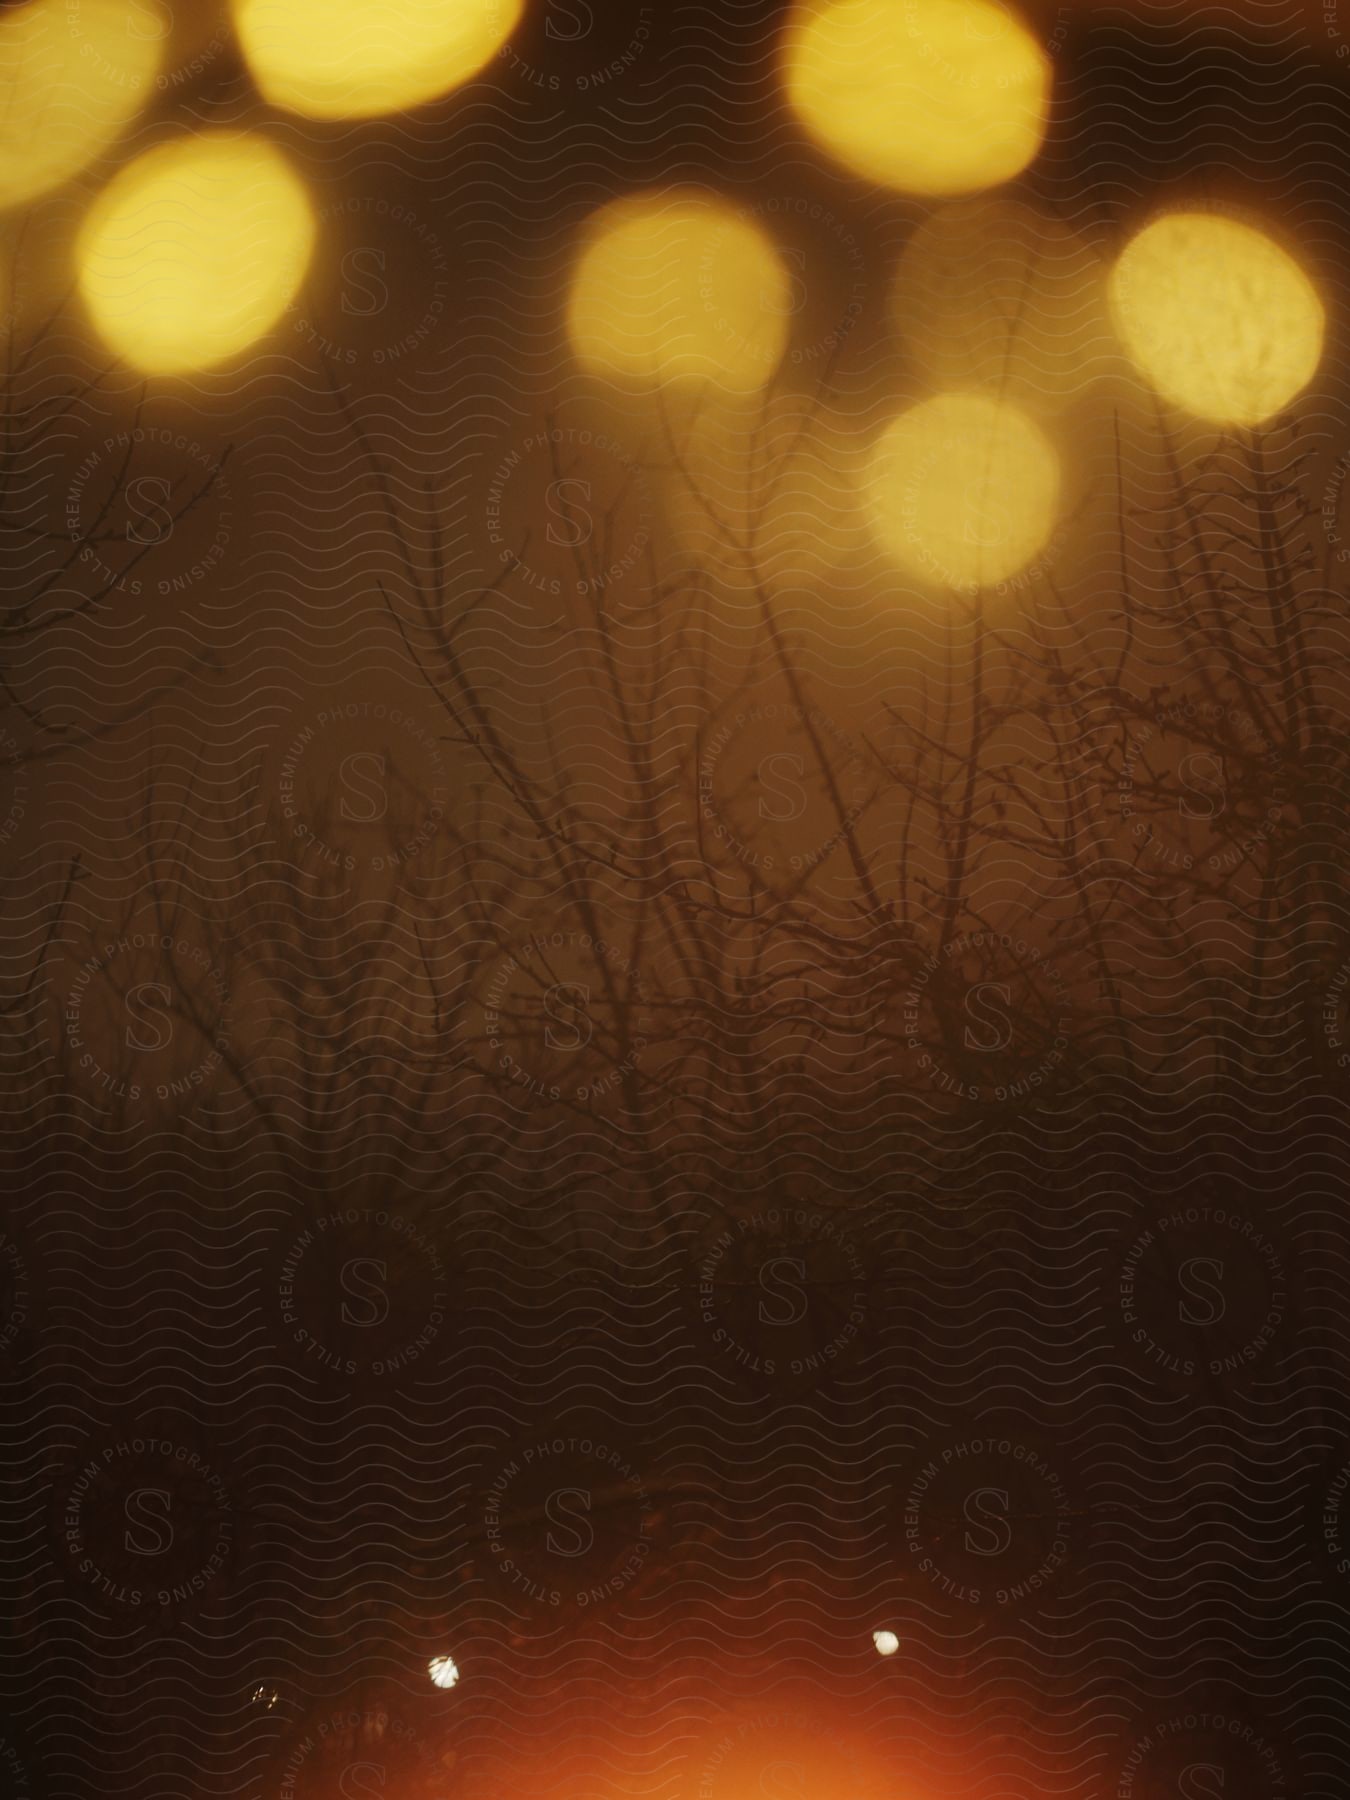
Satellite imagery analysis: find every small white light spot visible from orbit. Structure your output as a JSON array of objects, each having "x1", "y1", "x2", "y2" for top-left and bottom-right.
[
  {"x1": 873, "y1": 1629, "x2": 900, "y2": 1657},
  {"x1": 428, "y1": 1655, "x2": 460, "y2": 1689}
]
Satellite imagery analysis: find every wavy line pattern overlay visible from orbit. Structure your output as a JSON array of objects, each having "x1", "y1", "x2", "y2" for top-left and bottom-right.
[{"x1": 3, "y1": 3, "x2": 1349, "y2": 1799}]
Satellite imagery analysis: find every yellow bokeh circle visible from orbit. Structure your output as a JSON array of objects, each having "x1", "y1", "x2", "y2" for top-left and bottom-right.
[
  {"x1": 567, "y1": 192, "x2": 792, "y2": 392},
  {"x1": 864, "y1": 391, "x2": 1060, "y2": 591},
  {"x1": 0, "y1": 0, "x2": 162, "y2": 214},
  {"x1": 1108, "y1": 212, "x2": 1325, "y2": 427},
  {"x1": 231, "y1": 0, "x2": 523, "y2": 121},
  {"x1": 783, "y1": 0, "x2": 1051, "y2": 197},
  {"x1": 77, "y1": 132, "x2": 317, "y2": 375}
]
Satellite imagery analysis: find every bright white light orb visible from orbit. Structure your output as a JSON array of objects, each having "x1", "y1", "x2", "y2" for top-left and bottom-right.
[
  {"x1": 873, "y1": 1629, "x2": 900, "y2": 1655},
  {"x1": 428, "y1": 1654, "x2": 460, "y2": 1689}
]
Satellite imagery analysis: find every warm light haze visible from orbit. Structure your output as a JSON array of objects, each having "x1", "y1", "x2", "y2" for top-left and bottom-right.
[
  {"x1": 893, "y1": 199, "x2": 1107, "y2": 408},
  {"x1": 664, "y1": 397, "x2": 870, "y2": 588}
]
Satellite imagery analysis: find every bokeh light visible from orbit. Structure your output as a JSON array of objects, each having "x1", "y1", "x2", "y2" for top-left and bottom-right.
[
  {"x1": 566, "y1": 192, "x2": 792, "y2": 392},
  {"x1": 77, "y1": 132, "x2": 316, "y2": 375},
  {"x1": 864, "y1": 391, "x2": 1059, "y2": 591},
  {"x1": 873, "y1": 1628, "x2": 900, "y2": 1655},
  {"x1": 893, "y1": 198, "x2": 1108, "y2": 409},
  {"x1": 231, "y1": 0, "x2": 524, "y2": 120},
  {"x1": 427, "y1": 1654, "x2": 460, "y2": 1689},
  {"x1": 782, "y1": 0, "x2": 1050, "y2": 197},
  {"x1": 1108, "y1": 212, "x2": 1325, "y2": 426},
  {"x1": 0, "y1": 0, "x2": 162, "y2": 214}
]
